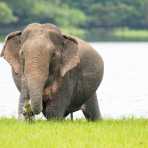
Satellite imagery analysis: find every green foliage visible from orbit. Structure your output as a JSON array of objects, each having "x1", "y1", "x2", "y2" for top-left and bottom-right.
[
  {"x1": 0, "y1": 2, "x2": 16, "y2": 23},
  {"x1": 32, "y1": 1, "x2": 86, "y2": 36},
  {"x1": 0, "y1": 34, "x2": 5, "y2": 42},
  {"x1": 61, "y1": 26, "x2": 85, "y2": 38},
  {"x1": 0, "y1": 118, "x2": 148, "y2": 147},
  {"x1": 0, "y1": 0, "x2": 148, "y2": 40},
  {"x1": 3, "y1": 0, "x2": 35, "y2": 16},
  {"x1": 89, "y1": 3, "x2": 137, "y2": 27}
]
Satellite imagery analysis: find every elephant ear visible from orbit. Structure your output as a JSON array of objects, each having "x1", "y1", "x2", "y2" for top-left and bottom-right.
[
  {"x1": 0, "y1": 31, "x2": 21, "y2": 74},
  {"x1": 44, "y1": 33, "x2": 80, "y2": 96},
  {"x1": 61, "y1": 34, "x2": 80, "y2": 77},
  {"x1": 49, "y1": 32, "x2": 80, "y2": 78}
]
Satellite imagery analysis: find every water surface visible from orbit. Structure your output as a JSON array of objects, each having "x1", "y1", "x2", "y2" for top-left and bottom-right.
[{"x1": 0, "y1": 42, "x2": 148, "y2": 119}]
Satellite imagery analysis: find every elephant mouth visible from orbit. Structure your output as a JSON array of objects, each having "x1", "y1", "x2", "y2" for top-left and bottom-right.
[
  {"x1": 42, "y1": 79, "x2": 62, "y2": 106},
  {"x1": 42, "y1": 86, "x2": 56, "y2": 104},
  {"x1": 43, "y1": 79, "x2": 61, "y2": 96}
]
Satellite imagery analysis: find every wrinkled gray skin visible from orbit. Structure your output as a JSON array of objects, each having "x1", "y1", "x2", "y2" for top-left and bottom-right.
[{"x1": 1, "y1": 23, "x2": 104, "y2": 120}]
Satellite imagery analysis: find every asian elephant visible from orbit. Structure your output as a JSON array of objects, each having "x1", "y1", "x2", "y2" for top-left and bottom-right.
[{"x1": 0, "y1": 23, "x2": 104, "y2": 120}]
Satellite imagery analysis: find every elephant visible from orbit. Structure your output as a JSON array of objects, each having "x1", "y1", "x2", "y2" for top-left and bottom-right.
[{"x1": 0, "y1": 23, "x2": 104, "y2": 120}]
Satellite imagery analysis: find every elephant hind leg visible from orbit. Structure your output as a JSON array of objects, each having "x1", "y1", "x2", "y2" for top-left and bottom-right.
[{"x1": 81, "y1": 93, "x2": 101, "y2": 121}]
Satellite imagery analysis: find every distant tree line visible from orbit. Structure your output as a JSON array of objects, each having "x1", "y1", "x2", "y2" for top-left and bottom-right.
[{"x1": 0, "y1": 0, "x2": 148, "y2": 40}]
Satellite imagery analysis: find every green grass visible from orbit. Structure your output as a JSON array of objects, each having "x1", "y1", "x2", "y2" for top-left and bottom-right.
[{"x1": 0, "y1": 118, "x2": 148, "y2": 148}]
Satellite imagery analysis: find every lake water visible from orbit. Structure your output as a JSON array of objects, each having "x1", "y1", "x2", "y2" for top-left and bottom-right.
[{"x1": 0, "y1": 42, "x2": 148, "y2": 119}]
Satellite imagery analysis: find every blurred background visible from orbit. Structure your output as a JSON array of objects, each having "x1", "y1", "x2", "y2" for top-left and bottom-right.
[
  {"x1": 0, "y1": 0, "x2": 148, "y2": 119},
  {"x1": 0, "y1": 0, "x2": 148, "y2": 41}
]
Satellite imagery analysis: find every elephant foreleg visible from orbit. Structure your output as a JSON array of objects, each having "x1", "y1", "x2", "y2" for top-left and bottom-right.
[
  {"x1": 18, "y1": 94, "x2": 25, "y2": 119},
  {"x1": 44, "y1": 101, "x2": 65, "y2": 119},
  {"x1": 81, "y1": 93, "x2": 101, "y2": 121},
  {"x1": 43, "y1": 95, "x2": 71, "y2": 120}
]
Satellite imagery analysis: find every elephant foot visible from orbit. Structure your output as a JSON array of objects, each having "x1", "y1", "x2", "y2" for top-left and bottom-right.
[
  {"x1": 18, "y1": 114, "x2": 25, "y2": 121},
  {"x1": 81, "y1": 93, "x2": 102, "y2": 121},
  {"x1": 45, "y1": 108, "x2": 64, "y2": 120}
]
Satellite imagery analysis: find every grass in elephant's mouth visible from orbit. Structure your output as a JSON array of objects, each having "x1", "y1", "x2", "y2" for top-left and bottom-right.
[{"x1": 0, "y1": 118, "x2": 147, "y2": 148}]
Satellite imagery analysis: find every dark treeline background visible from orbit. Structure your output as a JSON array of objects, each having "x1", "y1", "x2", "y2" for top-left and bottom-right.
[{"x1": 0, "y1": 0, "x2": 148, "y2": 41}]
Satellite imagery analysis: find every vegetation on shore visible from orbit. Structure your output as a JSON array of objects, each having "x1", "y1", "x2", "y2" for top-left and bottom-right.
[
  {"x1": 0, "y1": 118, "x2": 147, "y2": 148},
  {"x1": 113, "y1": 28, "x2": 148, "y2": 41},
  {"x1": 0, "y1": 35, "x2": 5, "y2": 42},
  {"x1": 0, "y1": 0, "x2": 148, "y2": 41}
]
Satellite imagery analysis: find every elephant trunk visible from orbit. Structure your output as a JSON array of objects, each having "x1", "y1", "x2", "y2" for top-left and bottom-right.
[
  {"x1": 23, "y1": 41, "x2": 50, "y2": 115},
  {"x1": 30, "y1": 93, "x2": 42, "y2": 114},
  {"x1": 27, "y1": 79, "x2": 44, "y2": 114},
  {"x1": 26, "y1": 67, "x2": 49, "y2": 115}
]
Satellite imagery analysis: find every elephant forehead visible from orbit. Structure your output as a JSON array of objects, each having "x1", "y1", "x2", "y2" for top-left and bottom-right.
[
  {"x1": 24, "y1": 23, "x2": 41, "y2": 31},
  {"x1": 22, "y1": 37, "x2": 52, "y2": 51},
  {"x1": 24, "y1": 23, "x2": 60, "y2": 34}
]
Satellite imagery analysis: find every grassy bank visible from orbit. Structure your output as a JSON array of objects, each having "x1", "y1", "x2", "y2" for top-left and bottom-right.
[
  {"x1": 113, "y1": 28, "x2": 148, "y2": 41},
  {"x1": 1, "y1": 28, "x2": 148, "y2": 42},
  {"x1": 85, "y1": 28, "x2": 148, "y2": 41},
  {"x1": 0, "y1": 118, "x2": 147, "y2": 148}
]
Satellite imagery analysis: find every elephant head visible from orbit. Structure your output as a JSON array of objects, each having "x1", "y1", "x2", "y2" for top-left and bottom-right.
[{"x1": 1, "y1": 23, "x2": 80, "y2": 115}]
